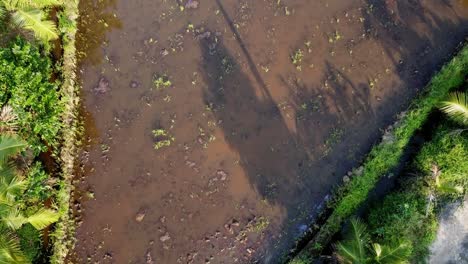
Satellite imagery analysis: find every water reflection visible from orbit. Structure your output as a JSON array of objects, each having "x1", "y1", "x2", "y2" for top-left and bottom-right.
[{"x1": 76, "y1": 0, "x2": 122, "y2": 65}]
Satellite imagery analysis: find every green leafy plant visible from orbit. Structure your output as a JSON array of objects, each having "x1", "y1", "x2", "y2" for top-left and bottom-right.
[
  {"x1": 336, "y1": 218, "x2": 410, "y2": 264},
  {"x1": 153, "y1": 75, "x2": 172, "y2": 90},
  {"x1": 152, "y1": 129, "x2": 175, "y2": 150},
  {"x1": 440, "y1": 91, "x2": 468, "y2": 126},
  {"x1": 0, "y1": 38, "x2": 64, "y2": 154},
  {"x1": 0, "y1": 134, "x2": 59, "y2": 263},
  {"x1": 291, "y1": 49, "x2": 304, "y2": 71},
  {"x1": 0, "y1": 229, "x2": 28, "y2": 263},
  {"x1": 0, "y1": 0, "x2": 61, "y2": 42}
]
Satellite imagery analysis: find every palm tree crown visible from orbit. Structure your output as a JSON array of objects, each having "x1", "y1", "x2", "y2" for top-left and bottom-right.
[
  {"x1": 0, "y1": 135, "x2": 59, "y2": 263},
  {"x1": 0, "y1": 0, "x2": 61, "y2": 42}
]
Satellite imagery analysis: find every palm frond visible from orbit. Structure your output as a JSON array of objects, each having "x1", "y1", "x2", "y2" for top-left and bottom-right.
[
  {"x1": 2, "y1": 0, "x2": 60, "y2": 9},
  {"x1": 372, "y1": 242, "x2": 410, "y2": 264},
  {"x1": 336, "y1": 217, "x2": 370, "y2": 264},
  {"x1": 437, "y1": 182, "x2": 464, "y2": 194},
  {"x1": 0, "y1": 135, "x2": 26, "y2": 167},
  {"x1": 0, "y1": 175, "x2": 26, "y2": 204},
  {"x1": 0, "y1": 4, "x2": 6, "y2": 20},
  {"x1": 440, "y1": 92, "x2": 468, "y2": 126},
  {"x1": 27, "y1": 208, "x2": 59, "y2": 230},
  {"x1": 0, "y1": 230, "x2": 29, "y2": 264},
  {"x1": 1, "y1": 207, "x2": 28, "y2": 230},
  {"x1": 10, "y1": 8, "x2": 58, "y2": 41}
]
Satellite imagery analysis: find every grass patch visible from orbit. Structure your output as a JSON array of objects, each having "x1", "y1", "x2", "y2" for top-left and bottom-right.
[
  {"x1": 50, "y1": 0, "x2": 81, "y2": 263},
  {"x1": 293, "y1": 44, "x2": 468, "y2": 262},
  {"x1": 366, "y1": 122, "x2": 468, "y2": 262}
]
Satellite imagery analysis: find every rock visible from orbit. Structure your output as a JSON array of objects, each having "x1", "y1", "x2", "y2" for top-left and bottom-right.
[
  {"x1": 94, "y1": 77, "x2": 110, "y2": 94},
  {"x1": 146, "y1": 251, "x2": 154, "y2": 264},
  {"x1": 135, "y1": 212, "x2": 145, "y2": 222},
  {"x1": 130, "y1": 80, "x2": 140, "y2": 88},
  {"x1": 343, "y1": 176, "x2": 350, "y2": 183},
  {"x1": 160, "y1": 49, "x2": 169, "y2": 57},
  {"x1": 160, "y1": 233, "x2": 171, "y2": 242},
  {"x1": 216, "y1": 170, "x2": 228, "y2": 181},
  {"x1": 355, "y1": 166, "x2": 364, "y2": 176},
  {"x1": 196, "y1": 31, "x2": 211, "y2": 40},
  {"x1": 185, "y1": 0, "x2": 199, "y2": 9}
]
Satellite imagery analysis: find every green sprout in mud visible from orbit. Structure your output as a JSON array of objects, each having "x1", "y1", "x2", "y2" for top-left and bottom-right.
[
  {"x1": 305, "y1": 40, "x2": 312, "y2": 53},
  {"x1": 247, "y1": 217, "x2": 270, "y2": 233},
  {"x1": 152, "y1": 129, "x2": 175, "y2": 150},
  {"x1": 323, "y1": 128, "x2": 344, "y2": 156},
  {"x1": 291, "y1": 49, "x2": 304, "y2": 71},
  {"x1": 186, "y1": 23, "x2": 194, "y2": 33},
  {"x1": 328, "y1": 31, "x2": 342, "y2": 43},
  {"x1": 221, "y1": 57, "x2": 234, "y2": 75},
  {"x1": 153, "y1": 75, "x2": 172, "y2": 90}
]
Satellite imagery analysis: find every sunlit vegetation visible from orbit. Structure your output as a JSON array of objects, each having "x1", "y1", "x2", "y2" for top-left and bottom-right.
[
  {"x1": 293, "y1": 45, "x2": 468, "y2": 263},
  {"x1": 0, "y1": 0, "x2": 79, "y2": 263},
  {"x1": 0, "y1": 0, "x2": 61, "y2": 42},
  {"x1": 152, "y1": 129, "x2": 175, "y2": 150}
]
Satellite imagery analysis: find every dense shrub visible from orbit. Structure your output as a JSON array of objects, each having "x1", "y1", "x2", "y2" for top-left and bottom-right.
[
  {"x1": 23, "y1": 161, "x2": 54, "y2": 205},
  {"x1": 17, "y1": 224, "x2": 43, "y2": 262},
  {"x1": 0, "y1": 38, "x2": 63, "y2": 153}
]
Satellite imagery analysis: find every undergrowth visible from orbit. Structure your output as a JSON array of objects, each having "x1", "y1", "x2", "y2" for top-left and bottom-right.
[{"x1": 368, "y1": 122, "x2": 468, "y2": 262}]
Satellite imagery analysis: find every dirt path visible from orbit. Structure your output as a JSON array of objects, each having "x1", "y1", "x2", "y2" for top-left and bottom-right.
[
  {"x1": 429, "y1": 198, "x2": 468, "y2": 264},
  {"x1": 72, "y1": 1, "x2": 468, "y2": 263}
]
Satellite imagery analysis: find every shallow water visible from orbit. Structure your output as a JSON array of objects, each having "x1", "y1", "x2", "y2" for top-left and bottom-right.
[{"x1": 72, "y1": 1, "x2": 468, "y2": 263}]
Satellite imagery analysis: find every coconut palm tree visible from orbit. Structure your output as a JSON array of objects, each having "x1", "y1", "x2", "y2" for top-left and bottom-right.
[
  {"x1": 336, "y1": 218, "x2": 410, "y2": 264},
  {"x1": 440, "y1": 92, "x2": 468, "y2": 127},
  {"x1": 0, "y1": 0, "x2": 61, "y2": 42},
  {"x1": 0, "y1": 229, "x2": 28, "y2": 264},
  {"x1": 0, "y1": 134, "x2": 59, "y2": 263}
]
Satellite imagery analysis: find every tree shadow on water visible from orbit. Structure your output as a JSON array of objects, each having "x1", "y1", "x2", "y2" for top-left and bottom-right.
[
  {"x1": 198, "y1": 35, "x2": 360, "y2": 263},
  {"x1": 197, "y1": 0, "x2": 468, "y2": 263},
  {"x1": 199, "y1": 36, "x2": 307, "y2": 207}
]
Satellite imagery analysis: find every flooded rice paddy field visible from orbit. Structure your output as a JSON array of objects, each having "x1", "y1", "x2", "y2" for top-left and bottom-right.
[{"x1": 72, "y1": 0, "x2": 468, "y2": 263}]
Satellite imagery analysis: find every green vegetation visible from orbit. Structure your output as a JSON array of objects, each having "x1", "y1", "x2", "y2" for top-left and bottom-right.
[
  {"x1": 0, "y1": 135, "x2": 59, "y2": 263},
  {"x1": 294, "y1": 44, "x2": 468, "y2": 262},
  {"x1": 336, "y1": 218, "x2": 410, "y2": 264},
  {"x1": 153, "y1": 74, "x2": 172, "y2": 90},
  {"x1": 50, "y1": 0, "x2": 81, "y2": 262},
  {"x1": 353, "y1": 121, "x2": 468, "y2": 263},
  {"x1": 0, "y1": 0, "x2": 60, "y2": 42},
  {"x1": 440, "y1": 91, "x2": 468, "y2": 126},
  {"x1": 0, "y1": 38, "x2": 63, "y2": 153},
  {"x1": 0, "y1": 0, "x2": 80, "y2": 263},
  {"x1": 291, "y1": 49, "x2": 304, "y2": 71},
  {"x1": 152, "y1": 129, "x2": 175, "y2": 150}
]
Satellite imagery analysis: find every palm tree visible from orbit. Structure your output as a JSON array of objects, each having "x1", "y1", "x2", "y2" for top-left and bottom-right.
[
  {"x1": 440, "y1": 92, "x2": 468, "y2": 127},
  {"x1": 0, "y1": 229, "x2": 28, "y2": 264},
  {"x1": 0, "y1": 135, "x2": 59, "y2": 263},
  {"x1": 0, "y1": 0, "x2": 61, "y2": 42},
  {"x1": 336, "y1": 218, "x2": 410, "y2": 264}
]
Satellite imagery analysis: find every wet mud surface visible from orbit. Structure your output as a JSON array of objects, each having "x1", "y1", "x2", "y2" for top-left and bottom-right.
[{"x1": 72, "y1": 1, "x2": 468, "y2": 263}]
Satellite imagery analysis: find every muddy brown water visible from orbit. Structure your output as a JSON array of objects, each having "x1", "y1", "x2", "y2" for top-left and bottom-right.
[{"x1": 72, "y1": 1, "x2": 468, "y2": 263}]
